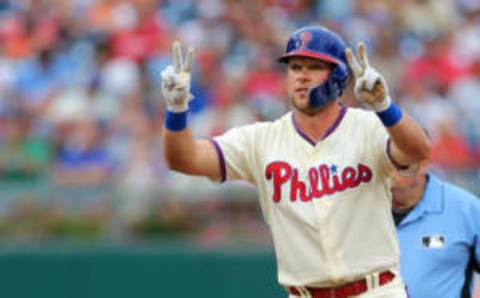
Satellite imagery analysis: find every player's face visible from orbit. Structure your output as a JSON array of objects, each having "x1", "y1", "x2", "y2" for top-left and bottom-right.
[{"x1": 287, "y1": 57, "x2": 332, "y2": 114}]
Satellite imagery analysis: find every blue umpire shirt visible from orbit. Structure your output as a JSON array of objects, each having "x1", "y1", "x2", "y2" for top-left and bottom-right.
[{"x1": 395, "y1": 174, "x2": 480, "y2": 298}]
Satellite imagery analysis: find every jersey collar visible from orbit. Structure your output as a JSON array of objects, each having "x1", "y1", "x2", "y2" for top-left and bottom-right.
[{"x1": 291, "y1": 106, "x2": 348, "y2": 146}]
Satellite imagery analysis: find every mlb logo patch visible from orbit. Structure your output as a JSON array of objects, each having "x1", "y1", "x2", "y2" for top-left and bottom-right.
[{"x1": 422, "y1": 235, "x2": 445, "y2": 248}]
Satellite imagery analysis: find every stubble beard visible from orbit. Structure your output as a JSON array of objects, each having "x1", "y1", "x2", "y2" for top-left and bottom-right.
[{"x1": 291, "y1": 95, "x2": 327, "y2": 116}]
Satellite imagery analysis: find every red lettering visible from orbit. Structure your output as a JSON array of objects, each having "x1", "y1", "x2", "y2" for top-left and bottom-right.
[
  {"x1": 290, "y1": 169, "x2": 312, "y2": 202},
  {"x1": 342, "y1": 166, "x2": 357, "y2": 187},
  {"x1": 265, "y1": 161, "x2": 292, "y2": 202},
  {"x1": 308, "y1": 168, "x2": 324, "y2": 198},
  {"x1": 332, "y1": 173, "x2": 347, "y2": 191},
  {"x1": 358, "y1": 163, "x2": 373, "y2": 183},
  {"x1": 266, "y1": 162, "x2": 374, "y2": 203},
  {"x1": 319, "y1": 165, "x2": 335, "y2": 195}
]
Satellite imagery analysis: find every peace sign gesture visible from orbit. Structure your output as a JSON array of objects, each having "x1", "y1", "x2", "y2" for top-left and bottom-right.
[
  {"x1": 345, "y1": 42, "x2": 392, "y2": 112},
  {"x1": 161, "y1": 41, "x2": 195, "y2": 113},
  {"x1": 172, "y1": 41, "x2": 195, "y2": 75}
]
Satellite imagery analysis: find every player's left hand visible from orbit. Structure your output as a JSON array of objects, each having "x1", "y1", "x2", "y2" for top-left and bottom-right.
[{"x1": 345, "y1": 42, "x2": 391, "y2": 112}]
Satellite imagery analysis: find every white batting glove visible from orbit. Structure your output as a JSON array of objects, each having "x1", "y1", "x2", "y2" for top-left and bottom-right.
[
  {"x1": 345, "y1": 42, "x2": 391, "y2": 112},
  {"x1": 161, "y1": 41, "x2": 195, "y2": 113}
]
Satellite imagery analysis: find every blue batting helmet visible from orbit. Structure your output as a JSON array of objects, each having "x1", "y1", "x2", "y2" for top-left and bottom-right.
[{"x1": 278, "y1": 26, "x2": 349, "y2": 107}]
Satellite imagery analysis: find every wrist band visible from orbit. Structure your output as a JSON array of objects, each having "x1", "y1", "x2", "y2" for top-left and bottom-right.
[
  {"x1": 376, "y1": 102, "x2": 403, "y2": 127},
  {"x1": 165, "y1": 110, "x2": 188, "y2": 131}
]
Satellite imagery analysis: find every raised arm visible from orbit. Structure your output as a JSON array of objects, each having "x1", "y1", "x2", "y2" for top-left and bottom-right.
[
  {"x1": 345, "y1": 43, "x2": 431, "y2": 166},
  {"x1": 161, "y1": 41, "x2": 221, "y2": 180}
]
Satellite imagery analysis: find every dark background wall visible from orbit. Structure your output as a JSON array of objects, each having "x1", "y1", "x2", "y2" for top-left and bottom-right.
[{"x1": 0, "y1": 243, "x2": 284, "y2": 298}]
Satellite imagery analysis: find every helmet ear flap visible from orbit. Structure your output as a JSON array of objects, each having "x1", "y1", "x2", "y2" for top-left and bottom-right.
[
  {"x1": 308, "y1": 80, "x2": 338, "y2": 108},
  {"x1": 331, "y1": 63, "x2": 349, "y2": 96},
  {"x1": 308, "y1": 63, "x2": 349, "y2": 108}
]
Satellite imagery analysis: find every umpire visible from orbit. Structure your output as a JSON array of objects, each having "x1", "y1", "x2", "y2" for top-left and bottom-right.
[{"x1": 392, "y1": 164, "x2": 480, "y2": 298}]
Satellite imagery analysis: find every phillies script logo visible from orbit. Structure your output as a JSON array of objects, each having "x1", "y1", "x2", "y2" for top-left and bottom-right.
[{"x1": 265, "y1": 162, "x2": 373, "y2": 202}]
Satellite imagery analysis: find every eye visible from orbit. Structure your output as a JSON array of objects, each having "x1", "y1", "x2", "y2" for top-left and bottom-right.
[
  {"x1": 289, "y1": 63, "x2": 302, "y2": 71},
  {"x1": 309, "y1": 63, "x2": 330, "y2": 70}
]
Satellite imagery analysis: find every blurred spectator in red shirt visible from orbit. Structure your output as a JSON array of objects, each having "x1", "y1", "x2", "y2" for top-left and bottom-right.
[
  {"x1": 430, "y1": 118, "x2": 473, "y2": 171},
  {"x1": 403, "y1": 32, "x2": 471, "y2": 96},
  {"x1": 109, "y1": 0, "x2": 168, "y2": 63}
]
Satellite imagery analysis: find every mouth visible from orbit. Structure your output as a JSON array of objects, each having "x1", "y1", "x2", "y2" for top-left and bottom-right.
[
  {"x1": 295, "y1": 87, "x2": 309, "y2": 97},
  {"x1": 295, "y1": 87, "x2": 309, "y2": 93}
]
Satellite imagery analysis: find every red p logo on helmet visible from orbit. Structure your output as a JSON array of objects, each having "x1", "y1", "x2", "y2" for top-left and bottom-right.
[{"x1": 298, "y1": 31, "x2": 312, "y2": 50}]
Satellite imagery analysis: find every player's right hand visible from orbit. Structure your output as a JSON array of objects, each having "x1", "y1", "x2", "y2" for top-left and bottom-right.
[{"x1": 161, "y1": 41, "x2": 195, "y2": 113}]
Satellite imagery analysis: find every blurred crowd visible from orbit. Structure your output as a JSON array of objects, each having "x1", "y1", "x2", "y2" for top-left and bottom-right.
[{"x1": 0, "y1": 0, "x2": 479, "y2": 242}]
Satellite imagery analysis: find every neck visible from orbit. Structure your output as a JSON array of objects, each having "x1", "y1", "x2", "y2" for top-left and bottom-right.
[{"x1": 294, "y1": 101, "x2": 342, "y2": 142}]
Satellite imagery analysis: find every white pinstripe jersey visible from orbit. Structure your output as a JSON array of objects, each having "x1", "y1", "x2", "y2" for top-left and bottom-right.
[{"x1": 212, "y1": 106, "x2": 400, "y2": 287}]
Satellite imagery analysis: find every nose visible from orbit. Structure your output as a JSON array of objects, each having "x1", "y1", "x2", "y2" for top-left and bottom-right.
[{"x1": 297, "y1": 67, "x2": 311, "y2": 82}]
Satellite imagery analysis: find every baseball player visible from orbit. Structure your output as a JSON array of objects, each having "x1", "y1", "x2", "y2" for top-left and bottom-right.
[{"x1": 161, "y1": 26, "x2": 431, "y2": 297}]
